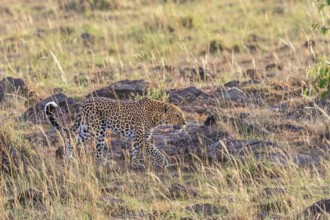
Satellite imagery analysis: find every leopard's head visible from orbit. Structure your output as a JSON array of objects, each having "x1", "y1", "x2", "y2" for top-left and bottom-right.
[
  {"x1": 141, "y1": 98, "x2": 186, "y2": 129},
  {"x1": 161, "y1": 103, "x2": 186, "y2": 129}
]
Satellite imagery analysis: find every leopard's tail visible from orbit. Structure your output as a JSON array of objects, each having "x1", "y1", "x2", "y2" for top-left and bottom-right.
[
  {"x1": 45, "y1": 102, "x2": 82, "y2": 137},
  {"x1": 44, "y1": 102, "x2": 70, "y2": 138},
  {"x1": 45, "y1": 102, "x2": 62, "y2": 130}
]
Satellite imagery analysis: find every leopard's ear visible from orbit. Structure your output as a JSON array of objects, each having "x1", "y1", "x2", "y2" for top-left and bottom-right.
[{"x1": 163, "y1": 105, "x2": 169, "y2": 113}]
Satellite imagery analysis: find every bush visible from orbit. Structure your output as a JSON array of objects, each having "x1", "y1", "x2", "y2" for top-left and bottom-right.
[{"x1": 308, "y1": 0, "x2": 330, "y2": 98}]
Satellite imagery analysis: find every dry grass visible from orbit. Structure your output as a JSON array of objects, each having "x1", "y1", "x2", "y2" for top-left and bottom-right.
[{"x1": 1, "y1": 0, "x2": 330, "y2": 219}]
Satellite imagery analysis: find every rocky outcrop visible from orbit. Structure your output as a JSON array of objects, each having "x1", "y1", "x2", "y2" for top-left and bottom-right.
[
  {"x1": 6, "y1": 188, "x2": 46, "y2": 211},
  {"x1": 167, "y1": 183, "x2": 198, "y2": 199},
  {"x1": 304, "y1": 199, "x2": 330, "y2": 219},
  {"x1": 214, "y1": 87, "x2": 248, "y2": 102},
  {"x1": 168, "y1": 86, "x2": 214, "y2": 114},
  {"x1": 22, "y1": 93, "x2": 79, "y2": 124},
  {"x1": 150, "y1": 123, "x2": 227, "y2": 162},
  {"x1": 185, "y1": 203, "x2": 228, "y2": 218},
  {"x1": 168, "y1": 86, "x2": 210, "y2": 104},
  {"x1": 86, "y1": 79, "x2": 149, "y2": 100},
  {"x1": 0, "y1": 141, "x2": 19, "y2": 174},
  {"x1": 0, "y1": 77, "x2": 31, "y2": 102}
]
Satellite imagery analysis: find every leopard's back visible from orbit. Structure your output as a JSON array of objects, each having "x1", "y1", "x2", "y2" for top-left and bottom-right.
[{"x1": 79, "y1": 97, "x2": 151, "y2": 139}]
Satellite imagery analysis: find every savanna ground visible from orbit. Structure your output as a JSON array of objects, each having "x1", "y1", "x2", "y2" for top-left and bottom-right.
[{"x1": 0, "y1": 0, "x2": 330, "y2": 219}]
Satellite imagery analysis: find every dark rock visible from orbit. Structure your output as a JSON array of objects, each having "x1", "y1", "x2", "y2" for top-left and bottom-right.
[
  {"x1": 204, "y1": 115, "x2": 217, "y2": 126},
  {"x1": 265, "y1": 63, "x2": 283, "y2": 71},
  {"x1": 304, "y1": 199, "x2": 330, "y2": 219},
  {"x1": 4, "y1": 181, "x2": 16, "y2": 201},
  {"x1": 214, "y1": 87, "x2": 248, "y2": 102},
  {"x1": 59, "y1": 26, "x2": 75, "y2": 35},
  {"x1": 103, "y1": 124, "x2": 228, "y2": 164},
  {"x1": 35, "y1": 28, "x2": 47, "y2": 38},
  {"x1": 240, "y1": 79, "x2": 260, "y2": 86},
  {"x1": 207, "y1": 139, "x2": 276, "y2": 162},
  {"x1": 258, "y1": 187, "x2": 287, "y2": 199},
  {"x1": 55, "y1": 147, "x2": 64, "y2": 159},
  {"x1": 167, "y1": 84, "x2": 249, "y2": 114},
  {"x1": 272, "y1": 6, "x2": 285, "y2": 14},
  {"x1": 271, "y1": 83, "x2": 287, "y2": 90},
  {"x1": 258, "y1": 200, "x2": 291, "y2": 214},
  {"x1": 19, "y1": 187, "x2": 44, "y2": 203},
  {"x1": 225, "y1": 87, "x2": 247, "y2": 101},
  {"x1": 209, "y1": 39, "x2": 227, "y2": 53},
  {"x1": 286, "y1": 105, "x2": 319, "y2": 121},
  {"x1": 255, "y1": 187, "x2": 291, "y2": 215},
  {"x1": 26, "y1": 90, "x2": 318, "y2": 171},
  {"x1": 222, "y1": 116, "x2": 270, "y2": 136},
  {"x1": 81, "y1": 32, "x2": 94, "y2": 46},
  {"x1": 18, "y1": 188, "x2": 46, "y2": 211},
  {"x1": 25, "y1": 129, "x2": 58, "y2": 148},
  {"x1": 1, "y1": 143, "x2": 19, "y2": 174},
  {"x1": 304, "y1": 40, "x2": 316, "y2": 48},
  {"x1": 89, "y1": 68, "x2": 114, "y2": 84},
  {"x1": 185, "y1": 203, "x2": 227, "y2": 217},
  {"x1": 275, "y1": 44, "x2": 292, "y2": 53},
  {"x1": 100, "y1": 195, "x2": 124, "y2": 204},
  {"x1": 87, "y1": 79, "x2": 149, "y2": 100},
  {"x1": 292, "y1": 153, "x2": 321, "y2": 166},
  {"x1": 152, "y1": 65, "x2": 175, "y2": 73},
  {"x1": 245, "y1": 44, "x2": 258, "y2": 53},
  {"x1": 101, "y1": 182, "x2": 124, "y2": 194},
  {"x1": 269, "y1": 124, "x2": 302, "y2": 132},
  {"x1": 244, "y1": 69, "x2": 260, "y2": 80},
  {"x1": 151, "y1": 123, "x2": 228, "y2": 163},
  {"x1": 167, "y1": 183, "x2": 198, "y2": 199},
  {"x1": 181, "y1": 16, "x2": 194, "y2": 29},
  {"x1": 175, "y1": 0, "x2": 195, "y2": 4},
  {"x1": 22, "y1": 93, "x2": 79, "y2": 124},
  {"x1": 258, "y1": 211, "x2": 282, "y2": 220},
  {"x1": 224, "y1": 80, "x2": 240, "y2": 88},
  {"x1": 169, "y1": 86, "x2": 209, "y2": 104},
  {"x1": 231, "y1": 44, "x2": 241, "y2": 53},
  {"x1": 0, "y1": 77, "x2": 30, "y2": 102},
  {"x1": 192, "y1": 66, "x2": 208, "y2": 81},
  {"x1": 259, "y1": 152, "x2": 320, "y2": 167},
  {"x1": 105, "y1": 200, "x2": 144, "y2": 218},
  {"x1": 179, "y1": 66, "x2": 209, "y2": 81},
  {"x1": 248, "y1": 34, "x2": 267, "y2": 42},
  {"x1": 238, "y1": 112, "x2": 250, "y2": 119},
  {"x1": 47, "y1": 187, "x2": 70, "y2": 203},
  {"x1": 0, "y1": 129, "x2": 20, "y2": 174},
  {"x1": 168, "y1": 87, "x2": 213, "y2": 113},
  {"x1": 74, "y1": 72, "x2": 89, "y2": 87},
  {"x1": 1, "y1": 131, "x2": 32, "y2": 175}
]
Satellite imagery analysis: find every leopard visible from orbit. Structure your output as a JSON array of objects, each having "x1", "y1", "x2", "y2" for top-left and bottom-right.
[{"x1": 44, "y1": 97, "x2": 186, "y2": 168}]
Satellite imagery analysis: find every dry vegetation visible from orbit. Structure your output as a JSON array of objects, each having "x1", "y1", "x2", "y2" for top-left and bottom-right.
[{"x1": 1, "y1": 0, "x2": 330, "y2": 219}]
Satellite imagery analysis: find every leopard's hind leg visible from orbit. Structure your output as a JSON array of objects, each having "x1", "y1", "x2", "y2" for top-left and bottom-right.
[
  {"x1": 76, "y1": 122, "x2": 92, "y2": 145},
  {"x1": 95, "y1": 119, "x2": 107, "y2": 165},
  {"x1": 131, "y1": 138, "x2": 145, "y2": 169}
]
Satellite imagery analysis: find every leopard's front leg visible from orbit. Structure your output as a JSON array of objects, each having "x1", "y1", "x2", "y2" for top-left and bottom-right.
[
  {"x1": 132, "y1": 133, "x2": 169, "y2": 169},
  {"x1": 145, "y1": 143, "x2": 169, "y2": 168}
]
